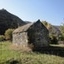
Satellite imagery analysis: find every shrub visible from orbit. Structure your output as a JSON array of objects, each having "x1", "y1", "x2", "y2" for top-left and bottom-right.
[
  {"x1": 58, "y1": 35, "x2": 64, "y2": 41},
  {"x1": 49, "y1": 34, "x2": 58, "y2": 44},
  {"x1": 51, "y1": 36, "x2": 58, "y2": 44},
  {"x1": 58, "y1": 33, "x2": 64, "y2": 40},
  {"x1": 5, "y1": 29, "x2": 14, "y2": 40},
  {"x1": 0, "y1": 35, "x2": 5, "y2": 41}
]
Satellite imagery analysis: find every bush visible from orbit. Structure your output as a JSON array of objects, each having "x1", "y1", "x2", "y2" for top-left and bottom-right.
[
  {"x1": 49, "y1": 34, "x2": 58, "y2": 44},
  {"x1": 58, "y1": 35, "x2": 64, "y2": 41},
  {"x1": 5, "y1": 29, "x2": 14, "y2": 40},
  {"x1": 51, "y1": 36, "x2": 58, "y2": 44},
  {"x1": 0, "y1": 35, "x2": 5, "y2": 41}
]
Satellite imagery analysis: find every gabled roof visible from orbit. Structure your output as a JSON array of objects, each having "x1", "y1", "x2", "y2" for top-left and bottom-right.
[
  {"x1": 13, "y1": 20, "x2": 48, "y2": 34},
  {"x1": 13, "y1": 23, "x2": 33, "y2": 33}
]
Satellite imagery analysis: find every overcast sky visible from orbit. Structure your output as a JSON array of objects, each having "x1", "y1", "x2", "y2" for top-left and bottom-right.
[{"x1": 0, "y1": 0, "x2": 64, "y2": 25}]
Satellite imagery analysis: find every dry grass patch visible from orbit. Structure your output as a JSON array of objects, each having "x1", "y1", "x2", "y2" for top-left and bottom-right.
[{"x1": 10, "y1": 43, "x2": 32, "y2": 52}]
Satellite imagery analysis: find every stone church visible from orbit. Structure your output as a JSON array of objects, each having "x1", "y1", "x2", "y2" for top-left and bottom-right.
[{"x1": 13, "y1": 20, "x2": 49, "y2": 49}]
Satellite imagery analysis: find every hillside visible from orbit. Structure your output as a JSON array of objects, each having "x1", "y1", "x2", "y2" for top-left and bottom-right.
[
  {"x1": 0, "y1": 41, "x2": 64, "y2": 64},
  {"x1": 42, "y1": 21, "x2": 61, "y2": 37},
  {"x1": 0, "y1": 9, "x2": 26, "y2": 35},
  {"x1": 0, "y1": 9, "x2": 61, "y2": 35}
]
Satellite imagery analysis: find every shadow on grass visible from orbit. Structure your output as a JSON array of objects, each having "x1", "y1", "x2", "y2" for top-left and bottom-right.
[
  {"x1": 3, "y1": 59, "x2": 21, "y2": 64},
  {"x1": 33, "y1": 46, "x2": 64, "y2": 57},
  {"x1": 1, "y1": 45, "x2": 64, "y2": 64},
  {"x1": 6, "y1": 60, "x2": 19, "y2": 64}
]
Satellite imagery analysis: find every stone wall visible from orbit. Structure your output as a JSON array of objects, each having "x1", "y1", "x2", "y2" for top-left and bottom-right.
[
  {"x1": 13, "y1": 32, "x2": 28, "y2": 46},
  {"x1": 27, "y1": 21, "x2": 49, "y2": 48}
]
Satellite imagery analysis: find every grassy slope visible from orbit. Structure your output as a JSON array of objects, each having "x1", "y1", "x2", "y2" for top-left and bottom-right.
[{"x1": 0, "y1": 41, "x2": 64, "y2": 64}]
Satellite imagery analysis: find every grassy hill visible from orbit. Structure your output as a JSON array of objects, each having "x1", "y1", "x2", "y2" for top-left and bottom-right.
[
  {"x1": 0, "y1": 9, "x2": 26, "y2": 35},
  {"x1": 0, "y1": 41, "x2": 64, "y2": 64}
]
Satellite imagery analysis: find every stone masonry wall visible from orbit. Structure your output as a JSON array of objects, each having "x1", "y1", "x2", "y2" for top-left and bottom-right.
[
  {"x1": 13, "y1": 32, "x2": 28, "y2": 46},
  {"x1": 27, "y1": 21, "x2": 49, "y2": 48}
]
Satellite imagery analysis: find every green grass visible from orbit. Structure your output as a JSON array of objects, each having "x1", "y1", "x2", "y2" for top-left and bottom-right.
[{"x1": 0, "y1": 41, "x2": 64, "y2": 64}]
